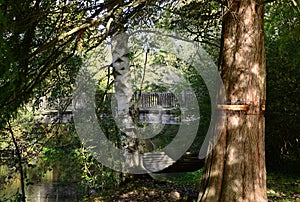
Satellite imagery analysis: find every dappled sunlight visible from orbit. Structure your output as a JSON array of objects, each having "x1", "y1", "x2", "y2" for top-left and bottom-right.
[
  {"x1": 232, "y1": 179, "x2": 242, "y2": 193},
  {"x1": 1, "y1": 0, "x2": 298, "y2": 201},
  {"x1": 229, "y1": 115, "x2": 240, "y2": 128},
  {"x1": 211, "y1": 169, "x2": 221, "y2": 179},
  {"x1": 205, "y1": 187, "x2": 216, "y2": 199},
  {"x1": 91, "y1": 178, "x2": 201, "y2": 201},
  {"x1": 227, "y1": 147, "x2": 241, "y2": 166},
  {"x1": 251, "y1": 63, "x2": 259, "y2": 76},
  {"x1": 246, "y1": 119, "x2": 252, "y2": 128},
  {"x1": 244, "y1": 4, "x2": 254, "y2": 27}
]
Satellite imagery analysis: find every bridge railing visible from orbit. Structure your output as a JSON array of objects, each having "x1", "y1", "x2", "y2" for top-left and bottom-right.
[
  {"x1": 38, "y1": 92, "x2": 196, "y2": 111},
  {"x1": 134, "y1": 92, "x2": 177, "y2": 109},
  {"x1": 36, "y1": 92, "x2": 196, "y2": 124},
  {"x1": 133, "y1": 92, "x2": 195, "y2": 109},
  {"x1": 38, "y1": 97, "x2": 73, "y2": 112}
]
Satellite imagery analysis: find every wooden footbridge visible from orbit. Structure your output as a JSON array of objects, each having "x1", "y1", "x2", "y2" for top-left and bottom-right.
[
  {"x1": 36, "y1": 92, "x2": 196, "y2": 125},
  {"x1": 35, "y1": 92, "x2": 203, "y2": 173}
]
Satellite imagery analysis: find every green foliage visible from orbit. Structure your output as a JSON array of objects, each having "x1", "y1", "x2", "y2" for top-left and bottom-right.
[
  {"x1": 264, "y1": 1, "x2": 300, "y2": 169},
  {"x1": 0, "y1": 0, "x2": 162, "y2": 128},
  {"x1": 0, "y1": 0, "x2": 82, "y2": 127},
  {"x1": 1, "y1": 0, "x2": 299, "y2": 199},
  {"x1": 40, "y1": 126, "x2": 81, "y2": 183},
  {"x1": 0, "y1": 107, "x2": 50, "y2": 200},
  {"x1": 267, "y1": 172, "x2": 300, "y2": 202},
  {"x1": 163, "y1": 168, "x2": 204, "y2": 183},
  {"x1": 155, "y1": 0, "x2": 222, "y2": 47},
  {"x1": 38, "y1": 123, "x2": 122, "y2": 191},
  {"x1": 128, "y1": 40, "x2": 212, "y2": 153}
]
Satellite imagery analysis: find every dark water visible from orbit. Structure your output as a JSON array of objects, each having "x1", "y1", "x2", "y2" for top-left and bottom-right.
[
  {"x1": 0, "y1": 166, "x2": 84, "y2": 202},
  {"x1": 26, "y1": 182, "x2": 83, "y2": 202}
]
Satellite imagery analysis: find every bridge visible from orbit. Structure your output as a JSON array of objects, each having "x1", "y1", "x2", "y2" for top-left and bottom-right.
[
  {"x1": 34, "y1": 92, "x2": 203, "y2": 173},
  {"x1": 36, "y1": 92, "x2": 196, "y2": 125}
]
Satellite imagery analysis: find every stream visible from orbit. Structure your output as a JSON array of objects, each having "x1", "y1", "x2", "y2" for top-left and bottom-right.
[{"x1": 0, "y1": 166, "x2": 84, "y2": 202}]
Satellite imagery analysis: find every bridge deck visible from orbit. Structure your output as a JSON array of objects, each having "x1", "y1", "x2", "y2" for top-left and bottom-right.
[
  {"x1": 36, "y1": 108, "x2": 180, "y2": 124},
  {"x1": 35, "y1": 92, "x2": 190, "y2": 124}
]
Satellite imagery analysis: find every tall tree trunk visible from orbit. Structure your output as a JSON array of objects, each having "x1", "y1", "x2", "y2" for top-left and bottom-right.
[
  {"x1": 112, "y1": 33, "x2": 140, "y2": 170},
  {"x1": 198, "y1": 0, "x2": 267, "y2": 201}
]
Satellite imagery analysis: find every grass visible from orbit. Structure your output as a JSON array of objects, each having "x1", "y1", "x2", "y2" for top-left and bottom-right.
[
  {"x1": 267, "y1": 172, "x2": 300, "y2": 201},
  {"x1": 83, "y1": 170, "x2": 300, "y2": 201}
]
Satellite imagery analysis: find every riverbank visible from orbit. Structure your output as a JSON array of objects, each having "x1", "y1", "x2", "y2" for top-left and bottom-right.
[
  {"x1": 83, "y1": 177, "x2": 200, "y2": 201},
  {"x1": 83, "y1": 172, "x2": 300, "y2": 202}
]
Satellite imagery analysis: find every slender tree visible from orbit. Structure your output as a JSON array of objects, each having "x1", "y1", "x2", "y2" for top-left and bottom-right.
[
  {"x1": 112, "y1": 33, "x2": 141, "y2": 171},
  {"x1": 0, "y1": 0, "x2": 151, "y2": 128},
  {"x1": 198, "y1": 0, "x2": 267, "y2": 201}
]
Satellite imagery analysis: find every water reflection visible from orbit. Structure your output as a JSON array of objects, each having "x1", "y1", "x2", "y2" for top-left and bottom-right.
[
  {"x1": 0, "y1": 166, "x2": 84, "y2": 202},
  {"x1": 26, "y1": 182, "x2": 82, "y2": 202}
]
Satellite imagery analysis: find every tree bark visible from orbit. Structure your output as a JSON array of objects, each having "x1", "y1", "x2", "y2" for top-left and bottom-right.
[
  {"x1": 8, "y1": 122, "x2": 26, "y2": 202},
  {"x1": 198, "y1": 0, "x2": 267, "y2": 201},
  {"x1": 112, "y1": 33, "x2": 140, "y2": 171}
]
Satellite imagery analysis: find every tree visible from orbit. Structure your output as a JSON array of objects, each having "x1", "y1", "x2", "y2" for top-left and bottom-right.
[
  {"x1": 264, "y1": 1, "x2": 300, "y2": 170},
  {"x1": 4, "y1": 0, "x2": 297, "y2": 200},
  {"x1": 198, "y1": 0, "x2": 267, "y2": 201},
  {"x1": 0, "y1": 2, "x2": 157, "y2": 199},
  {"x1": 0, "y1": 0, "x2": 152, "y2": 128}
]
